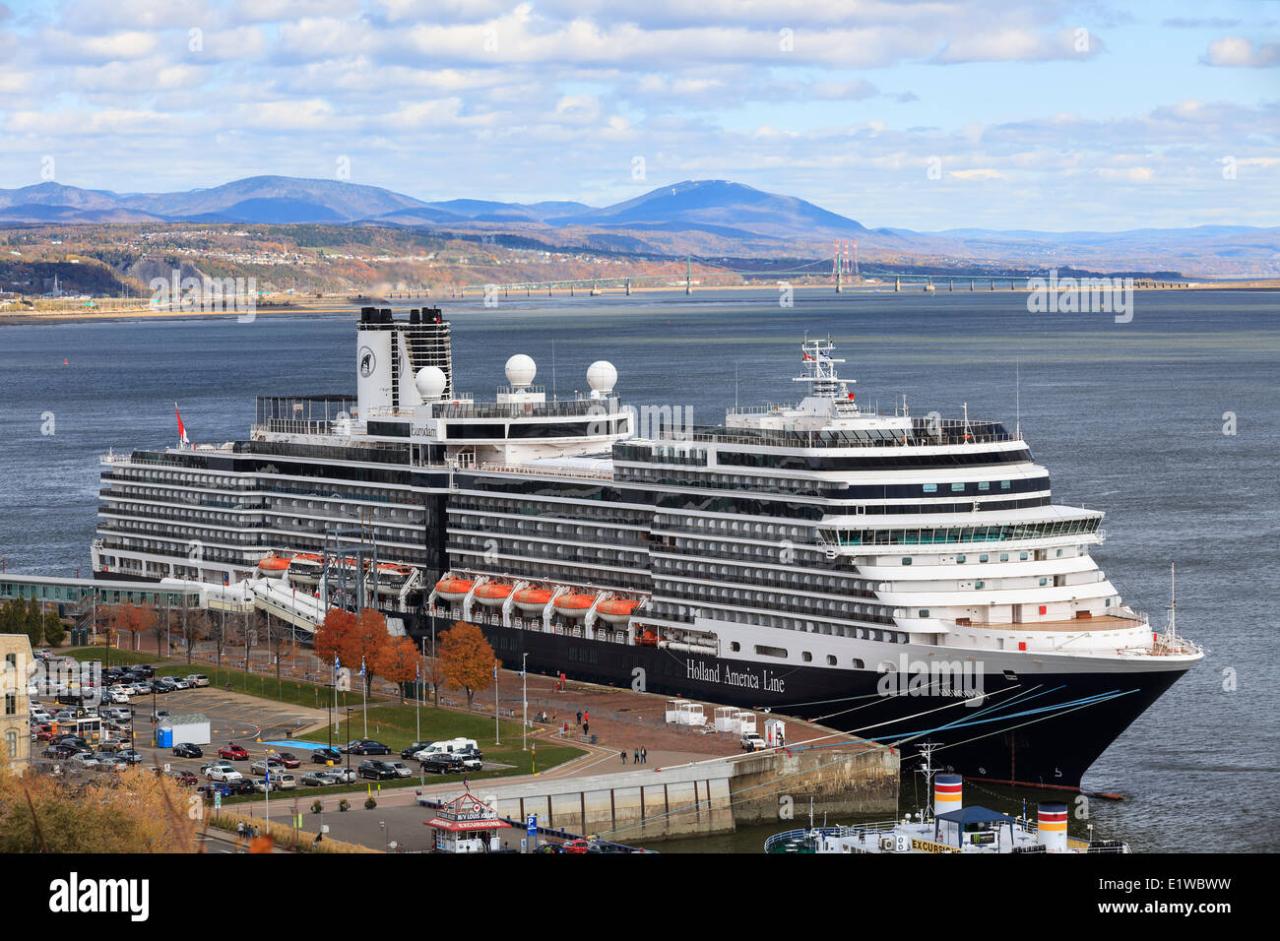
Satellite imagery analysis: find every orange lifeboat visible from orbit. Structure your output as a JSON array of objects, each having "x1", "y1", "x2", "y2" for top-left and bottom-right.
[
  {"x1": 258, "y1": 555, "x2": 290, "y2": 578},
  {"x1": 596, "y1": 598, "x2": 639, "y2": 624},
  {"x1": 474, "y1": 583, "x2": 513, "y2": 607},
  {"x1": 513, "y1": 587, "x2": 553, "y2": 613},
  {"x1": 553, "y1": 593, "x2": 597, "y2": 618},
  {"x1": 434, "y1": 577, "x2": 475, "y2": 602}
]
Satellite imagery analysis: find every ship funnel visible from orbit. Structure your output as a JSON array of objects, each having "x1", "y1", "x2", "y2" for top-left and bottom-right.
[
  {"x1": 1037, "y1": 802, "x2": 1068, "y2": 852},
  {"x1": 934, "y1": 773, "x2": 962, "y2": 815}
]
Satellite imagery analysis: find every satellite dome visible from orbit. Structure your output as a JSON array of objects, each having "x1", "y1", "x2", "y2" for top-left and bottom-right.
[
  {"x1": 414, "y1": 366, "x2": 447, "y2": 401},
  {"x1": 586, "y1": 360, "x2": 618, "y2": 395},
  {"x1": 505, "y1": 354, "x2": 537, "y2": 389}
]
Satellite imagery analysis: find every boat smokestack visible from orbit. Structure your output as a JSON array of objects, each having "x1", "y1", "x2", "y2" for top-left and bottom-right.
[
  {"x1": 934, "y1": 773, "x2": 962, "y2": 815},
  {"x1": 1037, "y1": 802, "x2": 1068, "y2": 852}
]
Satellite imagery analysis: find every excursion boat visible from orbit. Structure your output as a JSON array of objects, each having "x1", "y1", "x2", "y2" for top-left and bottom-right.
[{"x1": 763, "y1": 746, "x2": 1129, "y2": 855}]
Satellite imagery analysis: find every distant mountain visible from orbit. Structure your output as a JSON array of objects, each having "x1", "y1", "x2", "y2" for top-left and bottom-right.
[
  {"x1": 556, "y1": 180, "x2": 867, "y2": 239},
  {"x1": 0, "y1": 174, "x2": 1276, "y2": 276}
]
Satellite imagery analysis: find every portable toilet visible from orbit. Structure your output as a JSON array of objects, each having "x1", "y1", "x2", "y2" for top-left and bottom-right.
[
  {"x1": 735, "y1": 711, "x2": 757, "y2": 735},
  {"x1": 764, "y1": 718, "x2": 786, "y2": 747},
  {"x1": 155, "y1": 726, "x2": 174, "y2": 748},
  {"x1": 665, "y1": 699, "x2": 691, "y2": 724},
  {"x1": 714, "y1": 707, "x2": 738, "y2": 732}
]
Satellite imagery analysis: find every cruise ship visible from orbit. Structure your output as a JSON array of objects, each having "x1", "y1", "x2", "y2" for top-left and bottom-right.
[{"x1": 93, "y1": 306, "x2": 1202, "y2": 788}]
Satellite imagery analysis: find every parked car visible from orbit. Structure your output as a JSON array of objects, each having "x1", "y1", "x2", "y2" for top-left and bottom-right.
[
  {"x1": 388, "y1": 761, "x2": 414, "y2": 778},
  {"x1": 327, "y1": 767, "x2": 358, "y2": 784},
  {"x1": 253, "y1": 774, "x2": 296, "y2": 792},
  {"x1": 117, "y1": 749, "x2": 144, "y2": 765},
  {"x1": 421, "y1": 753, "x2": 465, "y2": 775},
  {"x1": 358, "y1": 760, "x2": 398, "y2": 781},
  {"x1": 250, "y1": 758, "x2": 287, "y2": 776},
  {"x1": 311, "y1": 746, "x2": 343, "y2": 765},
  {"x1": 741, "y1": 732, "x2": 767, "y2": 751},
  {"x1": 345, "y1": 739, "x2": 391, "y2": 756},
  {"x1": 275, "y1": 752, "x2": 301, "y2": 769},
  {"x1": 400, "y1": 741, "x2": 435, "y2": 760},
  {"x1": 205, "y1": 763, "x2": 243, "y2": 783},
  {"x1": 108, "y1": 690, "x2": 131, "y2": 704},
  {"x1": 301, "y1": 770, "x2": 338, "y2": 787},
  {"x1": 68, "y1": 752, "x2": 100, "y2": 769},
  {"x1": 185, "y1": 674, "x2": 210, "y2": 688},
  {"x1": 173, "y1": 770, "x2": 200, "y2": 787},
  {"x1": 454, "y1": 746, "x2": 484, "y2": 770},
  {"x1": 218, "y1": 743, "x2": 249, "y2": 761},
  {"x1": 133, "y1": 665, "x2": 156, "y2": 679},
  {"x1": 173, "y1": 743, "x2": 203, "y2": 759}
]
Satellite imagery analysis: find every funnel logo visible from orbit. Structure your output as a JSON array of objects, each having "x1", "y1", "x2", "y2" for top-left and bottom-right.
[{"x1": 359, "y1": 346, "x2": 376, "y2": 378}]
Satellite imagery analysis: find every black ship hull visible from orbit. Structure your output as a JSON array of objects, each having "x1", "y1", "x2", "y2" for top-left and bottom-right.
[{"x1": 410, "y1": 615, "x2": 1186, "y2": 789}]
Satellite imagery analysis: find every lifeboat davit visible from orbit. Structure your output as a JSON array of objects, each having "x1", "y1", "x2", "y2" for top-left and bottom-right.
[
  {"x1": 258, "y1": 555, "x2": 290, "y2": 578},
  {"x1": 596, "y1": 598, "x2": 639, "y2": 624},
  {"x1": 434, "y1": 577, "x2": 475, "y2": 602},
  {"x1": 474, "y1": 583, "x2": 513, "y2": 607},
  {"x1": 553, "y1": 593, "x2": 597, "y2": 618},
  {"x1": 513, "y1": 587, "x2": 553, "y2": 613}
]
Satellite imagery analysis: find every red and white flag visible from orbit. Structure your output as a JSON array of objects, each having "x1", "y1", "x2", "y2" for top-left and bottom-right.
[{"x1": 175, "y1": 403, "x2": 190, "y2": 448}]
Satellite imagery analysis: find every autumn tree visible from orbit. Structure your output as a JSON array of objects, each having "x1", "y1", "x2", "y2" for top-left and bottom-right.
[
  {"x1": 178, "y1": 608, "x2": 209, "y2": 665},
  {"x1": 315, "y1": 608, "x2": 356, "y2": 675},
  {"x1": 373, "y1": 636, "x2": 419, "y2": 703},
  {"x1": 42, "y1": 612, "x2": 66, "y2": 648},
  {"x1": 438, "y1": 621, "x2": 498, "y2": 709},
  {"x1": 345, "y1": 608, "x2": 392, "y2": 695},
  {"x1": 107, "y1": 603, "x2": 156, "y2": 653}
]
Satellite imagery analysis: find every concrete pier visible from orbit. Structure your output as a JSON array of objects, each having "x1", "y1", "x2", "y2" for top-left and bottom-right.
[{"x1": 434, "y1": 743, "x2": 898, "y2": 842}]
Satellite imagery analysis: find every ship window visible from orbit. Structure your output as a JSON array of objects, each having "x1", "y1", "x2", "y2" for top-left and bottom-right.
[
  {"x1": 1001, "y1": 481, "x2": 1012, "y2": 490},
  {"x1": 801, "y1": 651, "x2": 813, "y2": 662},
  {"x1": 729, "y1": 641, "x2": 740, "y2": 653},
  {"x1": 851, "y1": 658, "x2": 865, "y2": 669},
  {"x1": 901, "y1": 557, "x2": 912, "y2": 566},
  {"x1": 922, "y1": 484, "x2": 938, "y2": 493},
  {"x1": 1000, "y1": 553, "x2": 1009, "y2": 562},
  {"x1": 950, "y1": 483, "x2": 965, "y2": 492},
  {"x1": 826, "y1": 655, "x2": 836, "y2": 666},
  {"x1": 979, "y1": 554, "x2": 989, "y2": 562},
  {"x1": 918, "y1": 609, "x2": 930, "y2": 618},
  {"x1": 956, "y1": 555, "x2": 966, "y2": 564},
  {"x1": 754, "y1": 645, "x2": 787, "y2": 659},
  {"x1": 978, "y1": 482, "x2": 991, "y2": 491},
  {"x1": 1019, "y1": 552, "x2": 1029, "y2": 560},
  {"x1": 975, "y1": 581, "x2": 985, "y2": 589},
  {"x1": 1039, "y1": 577, "x2": 1049, "y2": 586}
]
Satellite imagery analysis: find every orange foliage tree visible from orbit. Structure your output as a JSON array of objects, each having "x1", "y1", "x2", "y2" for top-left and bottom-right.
[
  {"x1": 438, "y1": 621, "x2": 498, "y2": 709},
  {"x1": 373, "y1": 636, "x2": 420, "y2": 702},
  {"x1": 107, "y1": 604, "x2": 156, "y2": 652},
  {"x1": 315, "y1": 607, "x2": 391, "y2": 694}
]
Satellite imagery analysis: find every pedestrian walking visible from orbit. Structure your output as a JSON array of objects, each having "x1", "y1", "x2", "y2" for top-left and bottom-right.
[
  {"x1": 620, "y1": 750, "x2": 627, "y2": 765},
  {"x1": 576, "y1": 710, "x2": 582, "y2": 726},
  {"x1": 641, "y1": 745, "x2": 647, "y2": 764},
  {"x1": 632, "y1": 748, "x2": 639, "y2": 764}
]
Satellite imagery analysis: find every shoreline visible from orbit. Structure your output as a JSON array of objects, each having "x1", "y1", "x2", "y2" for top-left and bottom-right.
[{"x1": 2, "y1": 280, "x2": 1278, "y2": 326}]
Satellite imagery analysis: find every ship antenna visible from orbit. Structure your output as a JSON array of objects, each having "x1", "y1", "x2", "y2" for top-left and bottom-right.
[
  {"x1": 1167, "y1": 561, "x2": 1177, "y2": 645},
  {"x1": 1015, "y1": 358, "x2": 1021, "y2": 439}
]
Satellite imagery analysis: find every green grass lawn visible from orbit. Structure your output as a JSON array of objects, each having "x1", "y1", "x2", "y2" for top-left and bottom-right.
[{"x1": 220, "y1": 704, "x2": 582, "y2": 804}]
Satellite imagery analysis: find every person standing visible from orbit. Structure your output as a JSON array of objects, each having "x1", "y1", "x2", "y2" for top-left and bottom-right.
[
  {"x1": 641, "y1": 745, "x2": 647, "y2": 764},
  {"x1": 619, "y1": 750, "x2": 627, "y2": 765}
]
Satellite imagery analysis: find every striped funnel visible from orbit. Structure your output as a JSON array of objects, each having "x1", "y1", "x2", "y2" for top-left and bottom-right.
[
  {"x1": 1037, "y1": 802, "x2": 1069, "y2": 852},
  {"x1": 934, "y1": 773, "x2": 963, "y2": 814}
]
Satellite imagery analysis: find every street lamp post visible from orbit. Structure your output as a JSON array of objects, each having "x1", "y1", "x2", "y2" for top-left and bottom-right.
[
  {"x1": 493, "y1": 660, "x2": 500, "y2": 746},
  {"x1": 345, "y1": 706, "x2": 352, "y2": 771},
  {"x1": 522, "y1": 653, "x2": 528, "y2": 752}
]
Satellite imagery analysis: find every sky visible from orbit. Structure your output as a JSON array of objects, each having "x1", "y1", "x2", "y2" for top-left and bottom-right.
[{"x1": 0, "y1": 0, "x2": 1277, "y2": 230}]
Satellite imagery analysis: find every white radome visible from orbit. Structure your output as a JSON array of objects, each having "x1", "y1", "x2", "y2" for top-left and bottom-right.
[
  {"x1": 587, "y1": 360, "x2": 618, "y2": 395},
  {"x1": 505, "y1": 354, "x2": 537, "y2": 389},
  {"x1": 414, "y1": 366, "x2": 448, "y2": 400}
]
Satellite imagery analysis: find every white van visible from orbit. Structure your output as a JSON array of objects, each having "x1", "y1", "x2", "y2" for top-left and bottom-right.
[{"x1": 413, "y1": 737, "x2": 478, "y2": 761}]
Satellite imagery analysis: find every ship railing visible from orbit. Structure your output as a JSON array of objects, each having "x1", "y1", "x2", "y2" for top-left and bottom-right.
[
  {"x1": 477, "y1": 462, "x2": 614, "y2": 481},
  {"x1": 763, "y1": 821, "x2": 900, "y2": 852}
]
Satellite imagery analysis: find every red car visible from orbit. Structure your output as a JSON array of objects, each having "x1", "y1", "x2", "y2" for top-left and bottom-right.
[
  {"x1": 275, "y1": 752, "x2": 301, "y2": 769},
  {"x1": 218, "y1": 743, "x2": 249, "y2": 761}
]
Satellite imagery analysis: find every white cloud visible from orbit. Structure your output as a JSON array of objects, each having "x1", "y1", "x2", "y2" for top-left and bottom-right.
[{"x1": 1201, "y1": 36, "x2": 1280, "y2": 68}]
